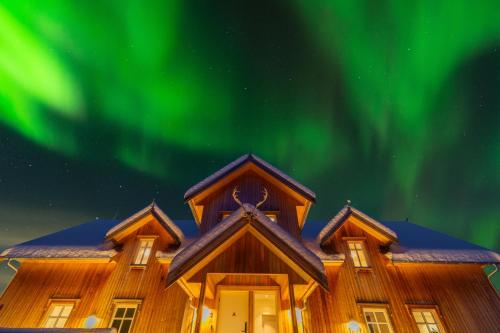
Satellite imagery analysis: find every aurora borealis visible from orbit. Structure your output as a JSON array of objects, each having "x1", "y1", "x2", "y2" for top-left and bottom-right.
[{"x1": 0, "y1": 0, "x2": 499, "y2": 289}]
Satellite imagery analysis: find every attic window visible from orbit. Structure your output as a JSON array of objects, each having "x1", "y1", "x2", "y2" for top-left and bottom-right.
[
  {"x1": 347, "y1": 241, "x2": 369, "y2": 268},
  {"x1": 132, "y1": 238, "x2": 155, "y2": 266}
]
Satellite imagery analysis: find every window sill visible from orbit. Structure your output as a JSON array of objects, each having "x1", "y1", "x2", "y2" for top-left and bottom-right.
[{"x1": 130, "y1": 264, "x2": 147, "y2": 270}]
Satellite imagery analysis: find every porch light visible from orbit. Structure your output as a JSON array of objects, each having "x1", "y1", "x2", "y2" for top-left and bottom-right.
[
  {"x1": 83, "y1": 315, "x2": 99, "y2": 328},
  {"x1": 347, "y1": 320, "x2": 361, "y2": 333}
]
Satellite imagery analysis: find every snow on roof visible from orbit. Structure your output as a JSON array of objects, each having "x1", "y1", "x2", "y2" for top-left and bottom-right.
[
  {"x1": 183, "y1": 154, "x2": 316, "y2": 202},
  {"x1": 166, "y1": 204, "x2": 327, "y2": 288},
  {"x1": 317, "y1": 205, "x2": 398, "y2": 245},
  {"x1": 105, "y1": 203, "x2": 184, "y2": 243},
  {"x1": 303, "y1": 219, "x2": 500, "y2": 264},
  {"x1": 0, "y1": 218, "x2": 198, "y2": 260}
]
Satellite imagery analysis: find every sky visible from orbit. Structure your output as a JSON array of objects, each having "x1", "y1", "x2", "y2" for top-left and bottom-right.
[{"x1": 0, "y1": 0, "x2": 499, "y2": 290}]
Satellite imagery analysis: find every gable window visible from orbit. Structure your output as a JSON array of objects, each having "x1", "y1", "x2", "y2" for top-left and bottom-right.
[
  {"x1": 265, "y1": 213, "x2": 277, "y2": 222},
  {"x1": 133, "y1": 238, "x2": 154, "y2": 265},
  {"x1": 110, "y1": 302, "x2": 139, "y2": 333},
  {"x1": 363, "y1": 307, "x2": 394, "y2": 333},
  {"x1": 348, "y1": 241, "x2": 369, "y2": 268},
  {"x1": 411, "y1": 308, "x2": 445, "y2": 333},
  {"x1": 43, "y1": 302, "x2": 75, "y2": 328},
  {"x1": 221, "y1": 211, "x2": 278, "y2": 222}
]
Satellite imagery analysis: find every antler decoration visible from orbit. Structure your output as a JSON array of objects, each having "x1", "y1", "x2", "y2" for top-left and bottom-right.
[
  {"x1": 256, "y1": 188, "x2": 268, "y2": 209},
  {"x1": 232, "y1": 186, "x2": 244, "y2": 207}
]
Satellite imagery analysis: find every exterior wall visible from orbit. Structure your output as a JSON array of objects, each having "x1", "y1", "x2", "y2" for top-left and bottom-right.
[
  {"x1": 199, "y1": 171, "x2": 303, "y2": 238},
  {"x1": 304, "y1": 221, "x2": 500, "y2": 333},
  {"x1": 0, "y1": 224, "x2": 188, "y2": 332}
]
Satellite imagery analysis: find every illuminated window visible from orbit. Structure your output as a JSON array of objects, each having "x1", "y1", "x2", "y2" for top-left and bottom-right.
[
  {"x1": 110, "y1": 304, "x2": 138, "y2": 333},
  {"x1": 266, "y1": 213, "x2": 277, "y2": 222},
  {"x1": 411, "y1": 309, "x2": 444, "y2": 333},
  {"x1": 348, "y1": 241, "x2": 369, "y2": 267},
  {"x1": 133, "y1": 238, "x2": 154, "y2": 265},
  {"x1": 221, "y1": 212, "x2": 232, "y2": 220},
  {"x1": 44, "y1": 303, "x2": 74, "y2": 328},
  {"x1": 363, "y1": 307, "x2": 394, "y2": 333}
]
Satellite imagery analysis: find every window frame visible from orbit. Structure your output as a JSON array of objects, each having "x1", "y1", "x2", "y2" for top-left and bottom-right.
[
  {"x1": 41, "y1": 299, "x2": 78, "y2": 328},
  {"x1": 109, "y1": 299, "x2": 141, "y2": 333},
  {"x1": 359, "y1": 303, "x2": 395, "y2": 333},
  {"x1": 407, "y1": 305, "x2": 447, "y2": 333},
  {"x1": 131, "y1": 236, "x2": 156, "y2": 267},
  {"x1": 345, "y1": 238, "x2": 370, "y2": 268},
  {"x1": 220, "y1": 210, "x2": 279, "y2": 222}
]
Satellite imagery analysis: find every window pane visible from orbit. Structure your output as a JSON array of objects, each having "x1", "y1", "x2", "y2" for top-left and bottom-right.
[
  {"x1": 368, "y1": 323, "x2": 380, "y2": 333},
  {"x1": 55, "y1": 317, "x2": 67, "y2": 328},
  {"x1": 51, "y1": 305, "x2": 63, "y2": 316},
  {"x1": 120, "y1": 319, "x2": 133, "y2": 333},
  {"x1": 417, "y1": 324, "x2": 429, "y2": 333},
  {"x1": 355, "y1": 243, "x2": 363, "y2": 250},
  {"x1": 349, "y1": 243, "x2": 356, "y2": 250},
  {"x1": 351, "y1": 250, "x2": 361, "y2": 266},
  {"x1": 45, "y1": 318, "x2": 57, "y2": 328},
  {"x1": 141, "y1": 248, "x2": 151, "y2": 264},
  {"x1": 423, "y1": 312, "x2": 435, "y2": 323},
  {"x1": 364, "y1": 311, "x2": 375, "y2": 322},
  {"x1": 359, "y1": 251, "x2": 368, "y2": 267},
  {"x1": 111, "y1": 319, "x2": 121, "y2": 329},
  {"x1": 375, "y1": 311, "x2": 387, "y2": 323},
  {"x1": 428, "y1": 324, "x2": 440, "y2": 333},
  {"x1": 115, "y1": 308, "x2": 125, "y2": 318},
  {"x1": 61, "y1": 305, "x2": 73, "y2": 317},
  {"x1": 379, "y1": 324, "x2": 390, "y2": 333},
  {"x1": 125, "y1": 308, "x2": 136, "y2": 318},
  {"x1": 413, "y1": 311, "x2": 424, "y2": 323}
]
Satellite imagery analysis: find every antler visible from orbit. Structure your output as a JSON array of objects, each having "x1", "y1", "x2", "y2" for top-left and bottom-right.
[
  {"x1": 256, "y1": 188, "x2": 268, "y2": 209},
  {"x1": 232, "y1": 186, "x2": 243, "y2": 207}
]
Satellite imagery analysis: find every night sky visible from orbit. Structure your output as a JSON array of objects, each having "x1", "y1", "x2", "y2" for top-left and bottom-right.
[{"x1": 1, "y1": 1, "x2": 499, "y2": 291}]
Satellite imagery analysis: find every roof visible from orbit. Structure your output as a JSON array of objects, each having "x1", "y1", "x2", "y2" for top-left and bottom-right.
[
  {"x1": 106, "y1": 203, "x2": 184, "y2": 244},
  {"x1": 0, "y1": 216, "x2": 198, "y2": 260},
  {"x1": 303, "y1": 220, "x2": 500, "y2": 264},
  {"x1": 166, "y1": 204, "x2": 328, "y2": 289},
  {"x1": 183, "y1": 154, "x2": 316, "y2": 202},
  {"x1": 317, "y1": 205, "x2": 398, "y2": 245}
]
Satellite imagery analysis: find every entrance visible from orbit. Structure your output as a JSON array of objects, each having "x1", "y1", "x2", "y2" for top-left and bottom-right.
[{"x1": 216, "y1": 289, "x2": 279, "y2": 333}]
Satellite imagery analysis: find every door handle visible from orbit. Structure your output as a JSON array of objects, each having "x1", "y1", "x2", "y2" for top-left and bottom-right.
[{"x1": 241, "y1": 321, "x2": 247, "y2": 333}]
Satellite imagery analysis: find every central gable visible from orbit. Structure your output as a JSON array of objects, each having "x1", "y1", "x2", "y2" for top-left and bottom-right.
[
  {"x1": 185, "y1": 154, "x2": 315, "y2": 232},
  {"x1": 166, "y1": 204, "x2": 327, "y2": 290}
]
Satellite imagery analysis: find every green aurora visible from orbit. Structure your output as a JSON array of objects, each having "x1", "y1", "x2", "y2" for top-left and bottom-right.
[{"x1": 0, "y1": 0, "x2": 499, "y2": 288}]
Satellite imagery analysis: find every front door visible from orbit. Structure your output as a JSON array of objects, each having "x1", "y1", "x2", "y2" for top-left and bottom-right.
[
  {"x1": 217, "y1": 290, "x2": 279, "y2": 333},
  {"x1": 217, "y1": 290, "x2": 249, "y2": 333}
]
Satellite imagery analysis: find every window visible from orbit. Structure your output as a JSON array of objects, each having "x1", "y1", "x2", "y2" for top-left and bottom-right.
[
  {"x1": 348, "y1": 241, "x2": 369, "y2": 267},
  {"x1": 265, "y1": 213, "x2": 277, "y2": 222},
  {"x1": 110, "y1": 303, "x2": 138, "y2": 333},
  {"x1": 411, "y1": 309, "x2": 444, "y2": 333},
  {"x1": 133, "y1": 238, "x2": 154, "y2": 265},
  {"x1": 44, "y1": 302, "x2": 74, "y2": 328},
  {"x1": 363, "y1": 307, "x2": 394, "y2": 333}
]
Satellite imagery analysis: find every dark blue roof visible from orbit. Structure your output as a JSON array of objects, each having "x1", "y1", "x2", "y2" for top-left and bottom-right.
[
  {"x1": 15, "y1": 219, "x2": 200, "y2": 248},
  {"x1": 302, "y1": 220, "x2": 491, "y2": 252}
]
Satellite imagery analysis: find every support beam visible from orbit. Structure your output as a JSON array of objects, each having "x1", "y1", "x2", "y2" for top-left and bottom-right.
[
  {"x1": 289, "y1": 281, "x2": 299, "y2": 333},
  {"x1": 194, "y1": 274, "x2": 207, "y2": 333}
]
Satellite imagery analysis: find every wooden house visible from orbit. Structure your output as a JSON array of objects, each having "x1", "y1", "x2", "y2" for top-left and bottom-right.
[{"x1": 0, "y1": 154, "x2": 499, "y2": 333}]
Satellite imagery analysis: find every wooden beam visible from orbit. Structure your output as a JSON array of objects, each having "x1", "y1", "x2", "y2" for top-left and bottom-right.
[
  {"x1": 289, "y1": 280, "x2": 299, "y2": 333},
  {"x1": 194, "y1": 274, "x2": 207, "y2": 333}
]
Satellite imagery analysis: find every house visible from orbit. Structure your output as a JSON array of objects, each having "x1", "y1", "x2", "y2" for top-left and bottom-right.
[{"x1": 0, "y1": 154, "x2": 499, "y2": 333}]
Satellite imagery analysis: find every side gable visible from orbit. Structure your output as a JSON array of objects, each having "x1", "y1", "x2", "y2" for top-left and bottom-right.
[
  {"x1": 318, "y1": 205, "x2": 398, "y2": 246},
  {"x1": 166, "y1": 204, "x2": 327, "y2": 290},
  {"x1": 106, "y1": 203, "x2": 184, "y2": 245}
]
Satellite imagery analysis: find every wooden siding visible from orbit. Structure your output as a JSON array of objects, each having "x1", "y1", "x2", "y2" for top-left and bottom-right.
[
  {"x1": 189, "y1": 233, "x2": 306, "y2": 285},
  {"x1": 0, "y1": 223, "x2": 188, "y2": 332},
  {"x1": 303, "y1": 220, "x2": 500, "y2": 333},
  {"x1": 199, "y1": 171, "x2": 303, "y2": 238}
]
